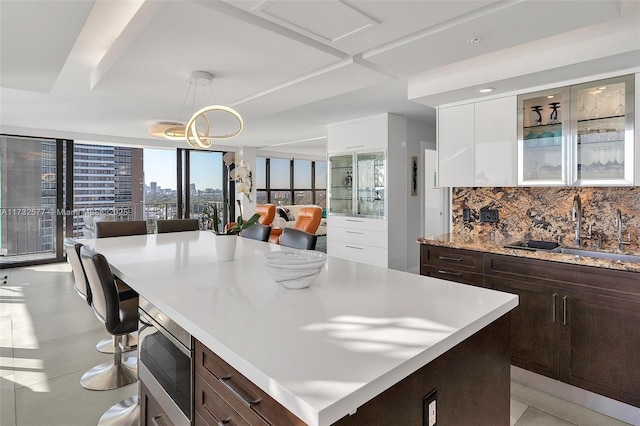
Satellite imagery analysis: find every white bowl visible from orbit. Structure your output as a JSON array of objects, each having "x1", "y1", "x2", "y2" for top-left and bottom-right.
[
  {"x1": 264, "y1": 250, "x2": 326, "y2": 289},
  {"x1": 264, "y1": 250, "x2": 327, "y2": 269}
]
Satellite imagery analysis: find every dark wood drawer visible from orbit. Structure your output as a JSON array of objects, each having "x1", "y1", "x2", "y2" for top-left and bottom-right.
[
  {"x1": 195, "y1": 373, "x2": 257, "y2": 426},
  {"x1": 141, "y1": 382, "x2": 171, "y2": 426},
  {"x1": 421, "y1": 265, "x2": 484, "y2": 287},
  {"x1": 195, "y1": 340, "x2": 305, "y2": 426},
  {"x1": 420, "y1": 245, "x2": 483, "y2": 274}
]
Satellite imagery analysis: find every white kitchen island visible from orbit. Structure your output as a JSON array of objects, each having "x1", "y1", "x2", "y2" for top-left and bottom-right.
[{"x1": 83, "y1": 231, "x2": 518, "y2": 426}]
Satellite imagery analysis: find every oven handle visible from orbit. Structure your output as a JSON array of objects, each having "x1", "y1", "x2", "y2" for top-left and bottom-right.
[{"x1": 139, "y1": 310, "x2": 191, "y2": 357}]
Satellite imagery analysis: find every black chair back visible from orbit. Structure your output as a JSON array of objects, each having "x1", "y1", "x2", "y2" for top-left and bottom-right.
[
  {"x1": 96, "y1": 220, "x2": 147, "y2": 238},
  {"x1": 279, "y1": 228, "x2": 317, "y2": 250},
  {"x1": 156, "y1": 218, "x2": 199, "y2": 233},
  {"x1": 240, "y1": 223, "x2": 271, "y2": 242},
  {"x1": 80, "y1": 246, "x2": 137, "y2": 336},
  {"x1": 64, "y1": 238, "x2": 91, "y2": 305}
]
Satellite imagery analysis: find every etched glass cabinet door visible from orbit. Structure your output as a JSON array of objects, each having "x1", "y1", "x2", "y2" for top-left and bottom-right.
[
  {"x1": 518, "y1": 87, "x2": 570, "y2": 186},
  {"x1": 571, "y1": 74, "x2": 634, "y2": 186},
  {"x1": 356, "y1": 151, "x2": 386, "y2": 218},
  {"x1": 328, "y1": 154, "x2": 354, "y2": 215}
]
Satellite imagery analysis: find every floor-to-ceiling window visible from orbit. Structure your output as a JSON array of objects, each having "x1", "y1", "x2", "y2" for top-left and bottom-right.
[
  {"x1": 0, "y1": 135, "x2": 64, "y2": 265},
  {"x1": 255, "y1": 156, "x2": 327, "y2": 208}
]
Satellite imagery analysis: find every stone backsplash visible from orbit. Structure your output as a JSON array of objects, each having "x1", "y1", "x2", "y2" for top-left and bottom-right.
[{"x1": 452, "y1": 187, "x2": 640, "y2": 251}]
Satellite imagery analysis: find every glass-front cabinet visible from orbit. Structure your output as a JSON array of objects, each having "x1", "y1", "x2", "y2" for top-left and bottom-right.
[
  {"x1": 572, "y1": 75, "x2": 634, "y2": 185},
  {"x1": 518, "y1": 74, "x2": 634, "y2": 186},
  {"x1": 328, "y1": 150, "x2": 386, "y2": 218},
  {"x1": 519, "y1": 87, "x2": 570, "y2": 185}
]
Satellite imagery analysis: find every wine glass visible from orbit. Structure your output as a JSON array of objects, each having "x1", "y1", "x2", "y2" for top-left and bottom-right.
[
  {"x1": 548, "y1": 102, "x2": 561, "y2": 124},
  {"x1": 614, "y1": 90, "x2": 624, "y2": 115},
  {"x1": 531, "y1": 106, "x2": 543, "y2": 126}
]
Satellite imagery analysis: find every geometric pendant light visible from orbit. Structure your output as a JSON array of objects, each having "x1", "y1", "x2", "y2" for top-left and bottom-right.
[{"x1": 152, "y1": 71, "x2": 243, "y2": 149}]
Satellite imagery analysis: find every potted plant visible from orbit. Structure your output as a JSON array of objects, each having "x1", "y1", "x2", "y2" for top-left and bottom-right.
[{"x1": 203, "y1": 203, "x2": 260, "y2": 261}]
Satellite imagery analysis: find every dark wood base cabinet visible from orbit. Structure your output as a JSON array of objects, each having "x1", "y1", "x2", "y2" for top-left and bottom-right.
[
  {"x1": 140, "y1": 383, "x2": 171, "y2": 426},
  {"x1": 194, "y1": 315, "x2": 511, "y2": 426},
  {"x1": 421, "y1": 244, "x2": 640, "y2": 408}
]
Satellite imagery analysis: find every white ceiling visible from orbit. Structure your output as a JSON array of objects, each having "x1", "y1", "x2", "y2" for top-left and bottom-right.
[{"x1": 1, "y1": 0, "x2": 639, "y2": 158}]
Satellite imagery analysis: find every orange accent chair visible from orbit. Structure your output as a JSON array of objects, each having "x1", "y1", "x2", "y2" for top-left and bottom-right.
[
  {"x1": 269, "y1": 206, "x2": 322, "y2": 244},
  {"x1": 225, "y1": 204, "x2": 276, "y2": 231}
]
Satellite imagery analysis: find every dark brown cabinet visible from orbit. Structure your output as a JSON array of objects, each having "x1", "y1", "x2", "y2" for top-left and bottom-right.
[
  {"x1": 419, "y1": 244, "x2": 484, "y2": 286},
  {"x1": 559, "y1": 290, "x2": 640, "y2": 405},
  {"x1": 420, "y1": 244, "x2": 640, "y2": 408},
  {"x1": 194, "y1": 340, "x2": 305, "y2": 426},
  {"x1": 141, "y1": 382, "x2": 171, "y2": 426}
]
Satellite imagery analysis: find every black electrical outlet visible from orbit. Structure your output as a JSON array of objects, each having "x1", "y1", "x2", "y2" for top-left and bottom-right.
[
  {"x1": 479, "y1": 208, "x2": 499, "y2": 223},
  {"x1": 423, "y1": 389, "x2": 437, "y2": 426},
  {"x1": 462, "y1": 208, "x2": 471, "y2": 222}
]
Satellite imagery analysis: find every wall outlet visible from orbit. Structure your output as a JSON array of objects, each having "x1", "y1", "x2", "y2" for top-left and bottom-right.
[
  {"x1": 423, "y1": 389, "x2": 437, "y2": 426},
  {"x1": 462, "y1": 208, "x2": 471, "y2": 222},
  {"x1": 479, "y1": 208, "x2": 499, "y2": 223}
]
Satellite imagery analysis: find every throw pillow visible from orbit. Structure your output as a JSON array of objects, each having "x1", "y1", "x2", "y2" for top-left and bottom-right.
[{"x1": 277, "y1": 207, "x2": 294, "y2": 222}]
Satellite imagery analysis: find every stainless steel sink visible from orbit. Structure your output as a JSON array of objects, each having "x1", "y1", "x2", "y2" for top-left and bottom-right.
[{"x1": 552, "y1": 247, "x2": 640, "y2": 263}]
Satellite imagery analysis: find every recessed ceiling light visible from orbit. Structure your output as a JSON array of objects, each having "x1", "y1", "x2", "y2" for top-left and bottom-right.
[
  {"x1": 478, "y1": 87, "x2": 494, "y2": 93},
  {"x1": 597, "y1": 86, "x2": 608, "y2": 90},
  {"x1": 467, "y1": 36, "x2": 483, "y2": 43},
  {"x1": 547, "y1": 95, "x2": 555, "y2": 99}
]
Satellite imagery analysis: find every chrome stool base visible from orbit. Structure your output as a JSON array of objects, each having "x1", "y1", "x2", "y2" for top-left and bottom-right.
[
  {"x1": 80, "y1": 356, "x2": 138, "y2": 391},
  {"x1": 98, "y1": 395, "x2": 139, "y2": 426},
  {"x1": 96, "y1": 332, "x2": 138, "y2": 353}
]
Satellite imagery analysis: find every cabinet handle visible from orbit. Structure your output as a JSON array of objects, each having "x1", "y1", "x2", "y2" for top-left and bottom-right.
[
  {"x1": 551, "y1": 293, "x2": 557, "y2": 322},
  {"x1": 562, "y1": 295, "x2": 568, "y2": 326},
  {"x1": 151, "y1": 415, "x2": 164, "y2": 426},
  {"x1": 436, "y1": 270, "x2": 462, "y2": 276},
  {"x1": 217, "y1": 420, "x2": 230, "y2": 426},
  {"x1": 345, "y1": 245, "x2": 364, "y2": 250},
  {"x1": 345, "y1": 231, "x2": 364, "y2": 234},
  {"x1": 219, "y1": 377, "x2": 261, "y2": 407},
  {"x1": 345, "y1": 219, "x2": 364, "y2": 223},
  {"x1": 438, "y1": 256, "x2": 463, "y2": 262},
  {"x1": 345, "y1": 145, "x2": 365, "y2": 149}
]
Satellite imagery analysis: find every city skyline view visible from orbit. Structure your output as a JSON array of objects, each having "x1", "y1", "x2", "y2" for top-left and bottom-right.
[{"x1": 143, "y1": 149, "x2": 224, "y2": 192}]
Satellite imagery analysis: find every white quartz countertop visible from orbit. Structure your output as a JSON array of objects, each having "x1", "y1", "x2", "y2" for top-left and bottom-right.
[{"x1": 83, "y1": 231, "x2": 518, "y2": 426}]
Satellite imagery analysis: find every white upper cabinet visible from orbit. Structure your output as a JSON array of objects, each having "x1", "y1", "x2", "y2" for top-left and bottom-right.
[
  {"x1": 327, "y1": 114, "x2": 388, "y2": 153},
  {"x1": 438, "y1": 103, "x2": 474, "y2": 187},
  {"x1": 475, "y1": 97, "x2": 517, "y2": 186},
  {"x1": 438, "y1": 97, "x2": 517, "y2": 187}
]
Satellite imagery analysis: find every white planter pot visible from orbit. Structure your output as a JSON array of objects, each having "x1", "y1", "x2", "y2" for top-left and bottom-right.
[{"x1": 215, "y1": 234, "x2": 237, "y2": 261}]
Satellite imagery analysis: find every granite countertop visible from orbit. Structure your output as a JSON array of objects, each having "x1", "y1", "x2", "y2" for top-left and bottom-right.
[{"x1": 418, "y1": 234, "x2": 640, "y2": 273}]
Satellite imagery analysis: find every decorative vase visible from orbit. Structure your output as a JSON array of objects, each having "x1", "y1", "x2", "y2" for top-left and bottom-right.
[{"x1": 215, "y1": 234, "x2": 237, "y2": 261}]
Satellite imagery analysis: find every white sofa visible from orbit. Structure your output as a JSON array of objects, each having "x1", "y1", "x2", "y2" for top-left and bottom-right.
[{"x1": 272, "y1": 205, "x2": 326, "y2": 236}]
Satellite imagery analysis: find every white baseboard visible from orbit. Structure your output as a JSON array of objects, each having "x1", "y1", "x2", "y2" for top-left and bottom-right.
[{"x1": 511, "y1": 366, "x2": 640, "y2": 425}]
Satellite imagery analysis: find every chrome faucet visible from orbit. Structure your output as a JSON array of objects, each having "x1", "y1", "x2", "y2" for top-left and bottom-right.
[
  {"x1": 616, "y1": 209, "x2": 632, "y2": 251},
  {"x1": 572, "y1": 194, "x2": 591, "y2": 246}
]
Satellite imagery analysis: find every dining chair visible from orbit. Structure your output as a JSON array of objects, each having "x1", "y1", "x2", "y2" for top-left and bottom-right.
[
  {"x1": 96, "y1": 220, "x2": 147, "y2": 238},
  {"x1": 79, "y1": 245, "x2": 139, "y2": 391},
  {"x1": 64, "y1": 238, "x2": 137, "y2": 354},
  {"x1": 240, "y1": 223, "x2": 271, "y2": 242},
  {"x1": 279, "y1": 228, "x2": 318, "y2": 250},
  {"x1": 156, "y1": 218, "x2": 199, "y2": 233}
]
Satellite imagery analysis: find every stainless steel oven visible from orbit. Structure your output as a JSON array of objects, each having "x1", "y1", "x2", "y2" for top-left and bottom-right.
[{"x1": 138, "y1": 296, "x2": 192, "y2": 426}]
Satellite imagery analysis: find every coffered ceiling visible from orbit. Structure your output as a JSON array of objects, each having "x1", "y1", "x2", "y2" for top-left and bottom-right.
[{"x1": 1, "y1": 0, "x2": 638, "y2": 156}]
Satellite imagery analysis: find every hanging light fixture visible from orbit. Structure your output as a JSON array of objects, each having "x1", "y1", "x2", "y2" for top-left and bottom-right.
[{"x1": 153, "y1": 71, "x2": 243, "y2": 149}]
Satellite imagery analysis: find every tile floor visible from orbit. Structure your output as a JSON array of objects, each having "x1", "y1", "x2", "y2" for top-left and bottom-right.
[{"x1": 0, "y1": 263, "x2": 633, "y2": 426}]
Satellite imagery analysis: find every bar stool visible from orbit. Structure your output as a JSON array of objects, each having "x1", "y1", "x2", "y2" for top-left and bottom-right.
[
  {"x1": 64, "y1": 238, "x2": 137, "y2": 353},
  {"x1": 79, "y1": 246, "x2": 139, "y2": 391},
  {"x1": 240, "y1": 223, "x2": 271, "y2": 242}
]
